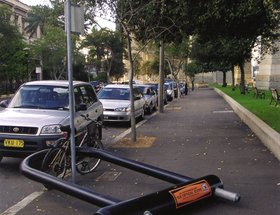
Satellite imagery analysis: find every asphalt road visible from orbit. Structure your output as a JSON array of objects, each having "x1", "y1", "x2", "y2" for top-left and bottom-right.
[{"x1": 1, "y1": 88, "x2": 280, "y2": 215}]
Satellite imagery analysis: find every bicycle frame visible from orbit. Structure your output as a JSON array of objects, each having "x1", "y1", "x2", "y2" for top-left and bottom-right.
[
  {"x1": 49, "y1": 141, "x2": 69, "y2": 167},
  {"x1": 42, "y1": 120, "x2": 102, "y2": 177}
]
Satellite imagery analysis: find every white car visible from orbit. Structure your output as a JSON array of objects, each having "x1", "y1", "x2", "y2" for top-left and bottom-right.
[
  {"x1": 0, "y1": 80, "x2": 103, "y2": 162},
  {"x1": 164, "y1": 82, "x2": 175, "y2": 101},
  {"x1": 97, "y1": 84, "x2": 145, "y2": 122},
  {"x1": 136, "y1": 84, "x2": 158, "y2": 114}
]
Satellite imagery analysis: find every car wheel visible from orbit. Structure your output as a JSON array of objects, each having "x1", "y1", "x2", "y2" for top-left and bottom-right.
[
  {"x1": 148, "y1": 103, "x2": 153, "y2": 114},
  {"x1": 153, "y1": 102, "x2": 157, "y2": 111},
  {"x1": 140, "y1": 107, "x2": 145, "y2": 119}
]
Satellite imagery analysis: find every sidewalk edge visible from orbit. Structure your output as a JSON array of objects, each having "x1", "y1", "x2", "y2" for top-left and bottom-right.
[{"x1": 215, "y1": 88, "x2": 280, "y2": 161}]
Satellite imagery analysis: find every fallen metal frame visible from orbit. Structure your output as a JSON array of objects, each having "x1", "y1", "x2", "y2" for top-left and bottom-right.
[{"x1": 20, "y1": 148, "x2": 240, "y2": 215}]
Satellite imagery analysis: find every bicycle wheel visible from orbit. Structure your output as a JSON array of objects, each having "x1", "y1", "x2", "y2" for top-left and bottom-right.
[
  {"x1": 41, "y1": 148, "x2": 68, "y2": 179},
  {"x1": 76, "y1": 126, "x2": 104, "y2": 174}
]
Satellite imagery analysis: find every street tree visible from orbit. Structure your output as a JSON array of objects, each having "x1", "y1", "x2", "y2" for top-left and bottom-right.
[
  {"x1": 164, "y1": 37, "x2": 191, "y2": 81},
  {"x1": 95, "y1": 0, "x2": 148, "y2": 142},
  {"x1": 32, "y1": 26, "x2": 67, "y2": 79},
  {"x1": 82, "y1": 28, "x2": 125, "y2": 82},
  {"x1": 141, "y1": 60, "x2": 158, "y2": 80},
  {"x1": 192, "y1": 0, "x2": 280, "y2": 94},
  {"x1": 95, "y1": 0, "x2": 191, "y2": 141},
  {"x1": 25, "y1": 5, "x2": 58, "y2": 37},
  {"x1": 25, "y1": 2, "x2": 90, "y2": 81},
  {"x1": 25, "y1": 1, "x2": 98, "y2": 37},
  {"x1": 0, "y1": 5, "x2": 26, "y2": 93},
  {"x1": 184, "y1": 61, "x2": 203, "y2": 91},
  {"x1": 191, "y1": 35, "x2": 234, "y2": 87}
]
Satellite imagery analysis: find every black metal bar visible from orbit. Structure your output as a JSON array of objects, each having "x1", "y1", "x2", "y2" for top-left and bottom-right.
[
  {"x1": 76, "y1": 148, "x2": 193, "y2": 184},
  {"x1": 20, "y1": 147, "x2": 240, "y2": 215},
  {"x1": 20, "y1": 150, "x2": 120, "y2": 207},
  {"x1": 95, "y1": 175, "x2": 223, "y2": 215},
  {"x1": 76, "y1": 148, "x2": 240, "y2": 202}
]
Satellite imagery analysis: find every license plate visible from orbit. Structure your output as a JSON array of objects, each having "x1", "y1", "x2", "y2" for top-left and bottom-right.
[
  {"x1": 4, "y1": 139, "x2": 24, "y2": 148},
  {"x1": 104, "y1": 115, "x2": 109, "y2": 119}
]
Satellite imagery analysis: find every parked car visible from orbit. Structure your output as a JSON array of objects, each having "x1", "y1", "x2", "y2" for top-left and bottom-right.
[
  {"x1": 97, "y1": 84, "x2": 145, "y2": 122},
  {"x1": 145, "y1": 83, "x2": 168, "y2": 105},
  {"x1": 165, "y1": 79, "x2": 179, "y2": 98},
  {"x1": 164, "y1": 82, "x2": 174, "y2": 101},
  {"x1": 90, "y1": 81, "x2": 101, "y2": 93},
  {"x1": 179, "y1": 82, "x2": 185, "y2": 96},
  {"x1": 172, "y1": 82, "x2": 179, "y2": 98},
  {"x1": 136, "y1": 84, "x2": 158, "y2": 114},
  {"x1": 0, "y1": 80, "x2": 103, "y2": 162}
]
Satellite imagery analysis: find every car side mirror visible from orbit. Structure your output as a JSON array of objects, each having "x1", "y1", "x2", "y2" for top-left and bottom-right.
[
  {"x1": 0, "y1": 99, "x2": 10, "y2": 108},
  {"x1": 76, "y1": 103, "x2": 87, "y2": 111}
]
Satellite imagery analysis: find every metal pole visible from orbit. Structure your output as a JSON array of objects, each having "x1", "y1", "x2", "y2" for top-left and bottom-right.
[
  {"x1": 26, "y1": 60, "x2": 29, "y2": 80},
  {"x1": 159, "y1": 41, "x2": 164, "y2": 113},
  {"x1": 66, "y1": 0, "x2": 77, "y2": 183},
  {"x1": 23, "y1": 47, "x2": 30, "y2": 81}
]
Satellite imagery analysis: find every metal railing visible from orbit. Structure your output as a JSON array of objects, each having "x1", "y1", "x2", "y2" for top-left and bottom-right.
[{"x1": 20, "y1": 148, "x2": 240, "y2": 215}]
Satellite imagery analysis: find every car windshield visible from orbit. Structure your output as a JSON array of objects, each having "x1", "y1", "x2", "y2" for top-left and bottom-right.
[
  {"x1": 164, "y1": 83, "x2": 172, "y2": 90},
  {"x1": 98, "y1": 88, "x2": 130, "y2": 100},
  {"x1": 153, "y1": 84, "x2": 158, "y2": 92},
  {"x1": 9, "y1": 85, "x2": 69, "y2": 110}
]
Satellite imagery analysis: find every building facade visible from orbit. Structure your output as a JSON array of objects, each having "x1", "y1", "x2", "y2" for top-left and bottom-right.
[
  {"x1": 0, "y1": 0, "x2": 41, "y2": 43},
  {"x1": 256, "y1": 43, "x2": 280, "y2": 90}
]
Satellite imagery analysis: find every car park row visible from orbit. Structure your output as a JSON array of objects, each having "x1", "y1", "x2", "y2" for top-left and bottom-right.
[{"x1": 0, "y1": 80, "x2": 186, "y2": 162}]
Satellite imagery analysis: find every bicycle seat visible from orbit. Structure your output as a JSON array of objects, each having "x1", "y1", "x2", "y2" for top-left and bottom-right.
[{"x1": 60, "y1": 125, "x2": 71, "y2": 134}]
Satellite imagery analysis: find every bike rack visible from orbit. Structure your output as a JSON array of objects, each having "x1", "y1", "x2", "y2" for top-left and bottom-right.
[{"x1": 20, "y1": 148, "x2": 240, "y2": 215}]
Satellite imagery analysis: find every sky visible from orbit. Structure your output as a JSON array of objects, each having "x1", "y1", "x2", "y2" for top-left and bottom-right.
[{"x1": 20, "y1": 0, "x2": 50, "y2": 6}]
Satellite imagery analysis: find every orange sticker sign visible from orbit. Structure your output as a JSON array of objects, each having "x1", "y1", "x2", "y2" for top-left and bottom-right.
[{"x1": 169, "y1": 180, "x2": 212, "y2": 208}]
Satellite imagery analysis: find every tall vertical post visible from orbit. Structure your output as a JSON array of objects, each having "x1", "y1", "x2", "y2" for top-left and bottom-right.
[
  {"x1": 65, "y1": 0, "x2": 76, "y2": 183},
  {"x1": 158, "y1": 41, "x2": 164, "y2": 113},
  {"x1": 23, "y1": 47, "x2": 30, "y2": 81}
]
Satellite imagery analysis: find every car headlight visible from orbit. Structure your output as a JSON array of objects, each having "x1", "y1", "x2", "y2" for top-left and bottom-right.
[
  {"x1": 41, "y1": 124, "x2": 62, "y2": 134},
  {"x1": 115, "y1": 107, "x2": 130, "y2": 112},
  {"x1": 167, "y1": 89, "x2": 172, "y2": 95}
]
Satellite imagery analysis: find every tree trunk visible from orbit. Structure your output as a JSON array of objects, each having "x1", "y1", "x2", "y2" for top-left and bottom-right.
[
  {"x1": 222, "y1": 69, "x2": 227, "y2": 87},
  {"x1": 239, "y1": 62, "x2": 246, "y2": 94},
  {"x1": 191, "y1": 77, "x2": 195, "y2": 91},
  {"x1": 231, "y1": 65, "x2": 235, "y2": 91},
  {"x1": 106, "y1": 53, "x2": 113, "y2": 83},
  {"x1": 126, "y1": 31, "x2": 137, "y2": 142},
  {"x1": 166, "y1": 58, "x2": 174, "y2": 79}
]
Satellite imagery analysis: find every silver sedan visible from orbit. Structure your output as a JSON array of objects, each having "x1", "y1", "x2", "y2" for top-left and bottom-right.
[{"x1": 98, "y1": 84, "x2": 145, "y2": 122}]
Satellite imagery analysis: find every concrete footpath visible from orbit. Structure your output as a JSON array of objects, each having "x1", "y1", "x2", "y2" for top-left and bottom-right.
[{"x1": 18, "y1": 88, "x2": 280, "y2": 215}]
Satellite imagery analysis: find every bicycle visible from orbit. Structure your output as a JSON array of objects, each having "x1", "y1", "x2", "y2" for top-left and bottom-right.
[{"x1": 41, "y1": 114, "x2": 104, "y2": 179}]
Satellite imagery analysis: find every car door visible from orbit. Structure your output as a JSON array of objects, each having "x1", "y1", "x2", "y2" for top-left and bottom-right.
[
  {"x1": 133, "y1": 87, "x2": 144, "y2": 117},
  {"x1": 73, "y1": 86, "x2": 87, "y2": 132},
  {"x1": 150, "y1": 87, "x2": 158, "y2": 106},
  {"x1": 81, "y1": 84, "x2": 103, "y2": 121}
]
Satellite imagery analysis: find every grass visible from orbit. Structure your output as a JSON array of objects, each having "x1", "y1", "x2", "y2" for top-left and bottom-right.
[{"x1": 213, "y1": 84, "x2": 280, "y2": 133}]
